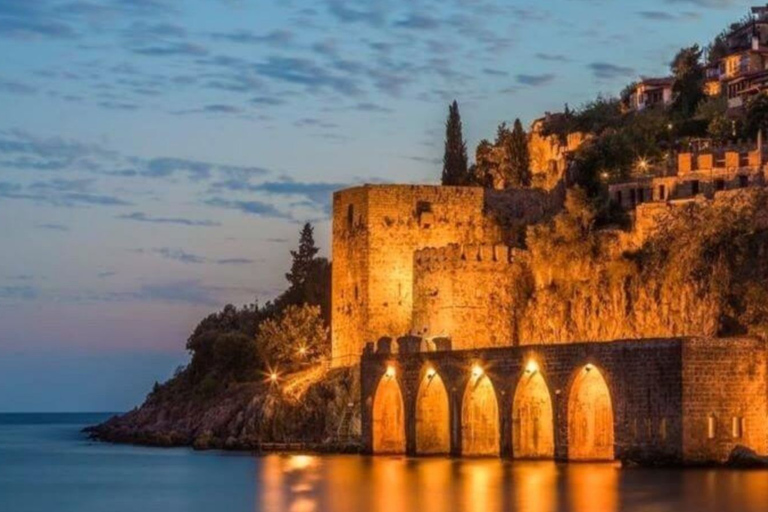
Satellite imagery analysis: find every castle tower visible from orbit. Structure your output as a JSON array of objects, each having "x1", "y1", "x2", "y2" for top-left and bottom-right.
[{"x1": 331, "y1": 185, "x2": 500, "y2": 366}]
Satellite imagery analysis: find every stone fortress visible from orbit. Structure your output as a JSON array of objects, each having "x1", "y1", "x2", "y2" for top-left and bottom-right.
[{"x1": 330, "y1": 118, "x2": 768, "y2": 466}]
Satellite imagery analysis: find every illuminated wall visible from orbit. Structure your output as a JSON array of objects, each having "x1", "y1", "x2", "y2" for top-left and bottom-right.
[
  {"x1": 415, "y1": 370, "x2": 450, "y2": 454},
  {"x1": 331, "y1": 185, "x2": 500, "y2": 366}
]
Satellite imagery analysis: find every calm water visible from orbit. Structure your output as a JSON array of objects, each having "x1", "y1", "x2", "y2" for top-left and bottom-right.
[{"x1": 2, "y1": 414, "x2": 768, "y2": 512}]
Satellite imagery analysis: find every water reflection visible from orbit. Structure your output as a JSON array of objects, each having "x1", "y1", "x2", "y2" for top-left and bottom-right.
[{"x1": 258, "y1": 454, "x2": 768, "y2": 512}]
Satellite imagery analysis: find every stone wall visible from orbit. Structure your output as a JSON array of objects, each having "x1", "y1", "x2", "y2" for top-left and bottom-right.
[
  {"x1": 682, "y1": 337, "x2": 768, "y2": 462},
  {"x1": 331, "y1": 185, "x2": 502, "y2": 366},
  {"x1": 360, "y1": 337, "x2": 767, "y2": 464},
  {"x1": 411, "y1": 244, "x2": 519, "y2": 349}
]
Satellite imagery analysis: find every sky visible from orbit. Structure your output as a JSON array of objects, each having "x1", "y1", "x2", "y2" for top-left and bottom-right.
[{"x1": 0, "y1": 0, "x2": 754, "y2": 411}]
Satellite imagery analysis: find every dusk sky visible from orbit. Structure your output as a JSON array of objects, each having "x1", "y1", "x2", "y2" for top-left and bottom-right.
[{"x1": 0, "y1": 0, "x2": 751, "y2": 411}]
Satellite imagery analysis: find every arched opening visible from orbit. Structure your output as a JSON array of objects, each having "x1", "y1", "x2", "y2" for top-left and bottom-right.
[
  {"x1": 512, "y1": 370, "x2": 554, "y2": 458},
  {"x1": 461, "y1": 373, "x2": 499, "y2": 456},
  {"x1": 568, "y1": 365, "x2": 614, "y2": 461},
  {"x1": 415, "y1": 369, "x2": 450, "y2": 454},
  {"x1": 372, "y1": 373, "x2": 405, "y2": 454}
]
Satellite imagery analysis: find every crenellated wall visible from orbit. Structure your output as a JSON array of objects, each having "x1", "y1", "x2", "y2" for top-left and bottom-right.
[{"x1": 411, "y1": 243, "x2": 520, "y2": 350}]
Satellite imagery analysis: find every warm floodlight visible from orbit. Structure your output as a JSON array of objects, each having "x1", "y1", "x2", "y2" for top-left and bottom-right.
[
  {"x1": 585, "y1": 364, "x2": 594, "y2": 372},
  {"x1": 525, "y1": 360, "x2": 539, "y2": 374},
  {"x1": 385, "y1": 365, "x2": 396, "y2": 379},
  {"x1": 426, "y1": 367, "x2": 436, "y2": 379},
  {"x1": 471, "y1": 364, "x2": 484, "y2": 378},
  {"x1": 298, "y1": 346, "x2": 307, "y2": 356},
  {"x1": 270, "y1": 372, "x2": 279, "y2": 382}
]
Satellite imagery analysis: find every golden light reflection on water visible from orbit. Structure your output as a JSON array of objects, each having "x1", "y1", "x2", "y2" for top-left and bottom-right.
[{"x1": 257, "y1": 455, "x2": 768, "y2": 512}]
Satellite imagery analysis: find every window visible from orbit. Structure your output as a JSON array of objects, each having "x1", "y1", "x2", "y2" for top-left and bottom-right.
[
  {"x1": 740, "y1": 153, "x2": 749, "y2": 167},
  {"x1": 616, "y1": 190, "x2": 623, "y2": 205},
  {"x1": 707, "y1": 415, "x2": 716, "y2": 440},
  {"x1": 732, "y1": 417, "x2": 744, "y2": 439},
  {"x1": 659, "y1": 418, "x2": 667, "y2": 441},
  {"x1": 715, "y1": 179, "x2": 725, "y2": 191},
  {"x1": 637, "y1": 188, "x2": 645, "y2": 203},
  {"x1": 658, "y1": 185, "x2": 666, "y2": 200},
  {"x1": 347, "y1": 204, "x2": 354, "y2": 229},
  {"x1": 714, "y1": 153, "x2": 725, "y2": 168},
  {"x1": 691, "y1": 180, "x2": 700, "y2": 195},
  {"x1": 739, "y1": 174, "x2": 749, "y2": 188}
]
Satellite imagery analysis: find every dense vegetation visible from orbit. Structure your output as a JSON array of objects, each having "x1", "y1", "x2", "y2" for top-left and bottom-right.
[{"x1": 153, "y1": 222, "x2": 331, "y2": 398}]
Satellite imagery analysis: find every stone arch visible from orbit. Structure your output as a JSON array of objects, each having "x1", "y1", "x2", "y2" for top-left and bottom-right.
[
  {"x1": 372, "y1": 373, "x2": 406, "y2": 454},
  {"x1": 512, "y1": 370, "x2": 554, "y2": 459},
  {"x1": 567, "y1": 364, "x2": 614, "y2": 461},
  {"x1": 461, "y1": 373, "x2": 500, "y2": 456},
  {"x1": 415, "y1": 367, "x2": 450, "y2": 455}
]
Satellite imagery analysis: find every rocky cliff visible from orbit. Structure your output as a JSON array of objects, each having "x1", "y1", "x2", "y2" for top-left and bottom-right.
[
  {"x1": 515, "y1": 188, "x2": 768, "y2": 344},
  {"x1": 89, "y1": 366, "x2": 361, "y2": 451}
]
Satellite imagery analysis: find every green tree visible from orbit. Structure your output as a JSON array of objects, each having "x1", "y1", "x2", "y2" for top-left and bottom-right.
[
  {"x1": 670, "y1": 45, "x2": 705, "y2": 119},
  {"x1": 745, "y1": 93, "x2": 768, "y2": 139},
  {"x1": 286, "y1": 222, "x2": 319, "y2": 290},
  {"x1": 441, "y1": 100, "x2": 469, "y2": 185},
  {"x1": 255, "y1": 304, "x2": 329, "y2": 367},
  {"x1": 507, "y1": 118, "x2": 531, "y2": 187}
]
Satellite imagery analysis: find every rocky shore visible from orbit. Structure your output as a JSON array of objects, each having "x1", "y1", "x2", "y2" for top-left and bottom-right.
[{"x1": 87, "y1": 366, "x2": 361, "y2": 452}]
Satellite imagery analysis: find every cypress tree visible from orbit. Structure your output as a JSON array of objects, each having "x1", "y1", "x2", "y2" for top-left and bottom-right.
[
  {"x1": 441, "y1": 100, "x2": 469, "y2": 185},
  {"x1": 286, "y1": 222, "x2": 319, "y2": 289},
  {"x1": 507, "y1": 118, "x2": 531, "y2": 187}
]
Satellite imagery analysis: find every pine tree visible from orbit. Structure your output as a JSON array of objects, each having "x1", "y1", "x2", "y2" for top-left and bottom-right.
[
  {"x1": 286, "y1": 222, "x2": 319, "y2": 289},
  {"x1": 441, "y1": 100, "x2": 469, "y2": 186},
  {"x1": 507, "y1": 118, "x2": 531, "y2": 187}
]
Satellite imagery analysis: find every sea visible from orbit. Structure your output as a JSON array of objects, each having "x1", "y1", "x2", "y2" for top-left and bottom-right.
[{"x1": 2, "y1": 413, "x2": 768, "y2": 512}]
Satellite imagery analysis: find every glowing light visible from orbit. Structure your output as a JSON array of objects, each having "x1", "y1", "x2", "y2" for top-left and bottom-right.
[
  {"x1": 636, "y1": 158, "x2": 649, "y2": 172},
  {"x1": 471, "y1": 364, "x2": 484, "y2": 378},
  {"x1": 270, "y1": 372, "x2": 279, "y2": 382},
  {"x1": 385, "y1": 365, "x2": 396, "y2": 379},
  {"x1": 585, "y1": 364, "x2": 594, "y2": 373},
  {"x1": 426, "y1": 367, "x2": 436, "y2": 379},
  {"x1": 298, "y1": 346, "x2": 307, "y2": 356},
  {"x1": 600, "y1": 171, "x2": 609, "y2": 180},
  {"x1": 525, "y1": 360, "x2": 539, "y2": 374}
]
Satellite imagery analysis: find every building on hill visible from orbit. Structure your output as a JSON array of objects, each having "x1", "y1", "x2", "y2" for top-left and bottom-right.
[
  {"x1": 608, "y1": 137, "x2": 766, "y2": 210},
  {"x1": 626, "y1": 77, "x2": 674, "y2": 111}
]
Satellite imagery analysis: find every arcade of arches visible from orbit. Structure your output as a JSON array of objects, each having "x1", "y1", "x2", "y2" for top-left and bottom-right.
[{"x1": 371, "y1": 365, "x2": 616, "y2": 460}]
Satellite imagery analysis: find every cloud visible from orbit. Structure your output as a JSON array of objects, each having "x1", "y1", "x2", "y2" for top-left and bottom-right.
[
  {"x1": 117, "y1": 212, "x2": 221, "y2": 227},
  {"x1": 127, "y1": 280, "x2": 220, "y2": 306},
  {"x1": 535, "y1": 53, "x2": 571, "y2": 63},
  {"x1": 0, "y1": 285, "x2": 38, "y2": 300},
  {"x1": 255, "y1": 56, "x2": 362, "y2": 96},
  {"x1": 0, "y1": 181, "x2": 131, "y2": 207},
  {"x1": 637, "y1": 11, "x2": 699, "y2": 21},
  {"x1": 0, "y1": 3, "x2": 77, "y2": 40},
  {"x1": 516, "y1": 73, "x2": 556, "y2": 86},
  {"x1": 324, "y1": 0, "x2": 388, "y2": 26},
  {"x1": 0, "y1": 78, "x2": 37, "y2": 95},
  {"x1": 483, "y1": 68, "x2": 509, "y2": 77},
  {"x1": 152, "y1": 247, "x2": 206, "y2": 264},
  {"x1": 353, "y1": 102, "x2": 392, "y2": 113},
  {"x1": 132, "y1": 42, "x2": 208, "y2": 57},
  {"x1": 97, "y1": 271, "x2": 117, "y2": 278},
  {"x1": 251, "y1": 179, "x2": 348, "y2": 213},
  {"x1": 393, "y1": 13, "x2": 440, "y2": 30},
  {"x1": 204, "y1": 197, "x2": 291, "y2": 219},
  {"x1": 36, "y1": 223, "x2": 69, "y2": 231},
  {"x1": 215, "y1": 258, "x2": 254, "y2": 265},
  {"x1": 588, "y1": 62, "x2": 636, "y2": 80},
  {"x1": 665, "y1": 0, "x2": 738, "y2": 7},
  {"x1": 210, "y1": 29, "x2": 294, "y2": 45}
]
